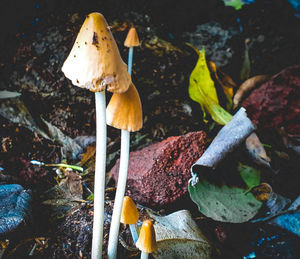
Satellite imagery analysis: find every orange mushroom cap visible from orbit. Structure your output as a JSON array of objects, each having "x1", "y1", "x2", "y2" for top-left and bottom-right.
[
  {"x1": 120, "y1": 196, "x2": 139, "y2": 225},
  {"x1": 62, "y1": 12, "x2": 131, "y2": 93},
  {"x1": 136, "y1": 220, "x2": 157, "y2": 253},
  {"x1": 124, "y1": 27, "x2": 140, "y2": 48},
  {"x1": 106, "y1": 83, "x2": 143, "y2": 132}
]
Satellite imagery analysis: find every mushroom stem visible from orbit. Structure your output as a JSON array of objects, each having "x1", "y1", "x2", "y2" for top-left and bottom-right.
[
  {"x1": 92, "y1": 91, "x2": 107, "y2": 259},
  {"x1": 128, "y1": 47, "x2": 134, "y2": 75},
  {"x1": 129, "y1": 224, "x2": 139, "y2": 244},
  {"x1": 107, "y1": 129, "x2": 130, "y2": 259},
  {"x1": 140, "y1": 252, "x2": 149, "y2": 259}
]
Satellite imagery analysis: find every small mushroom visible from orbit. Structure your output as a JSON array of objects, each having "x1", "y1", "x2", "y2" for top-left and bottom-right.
[
  {"x1": 61, "y1": 12, "x2": 132, "y2": 259},
  {"x1": 106, "y1": 83, "x2": 142, "y2": 132},
  {"x1": 124, "y1": 27, "x2": 140, "y2": 76},
  {"x1": 106, "y1": 27, "x2": 142, "y2": 259},
  {"x1": 120, "y1": 196, "x2": 139, "y2": 243},
  {"x1": 136, "y1": 220, "x2": 157, "y2": 259}
]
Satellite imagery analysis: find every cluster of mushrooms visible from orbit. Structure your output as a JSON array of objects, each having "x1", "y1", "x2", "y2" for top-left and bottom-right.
[{"x1": 61, "y1": 13, "x2": 157, "y2": 259}]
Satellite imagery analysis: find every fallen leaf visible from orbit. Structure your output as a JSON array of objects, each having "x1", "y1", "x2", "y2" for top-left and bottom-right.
[
  {"x1": 233, "y1": 75, "x2": 271, "y2": 108},
  {"x1": 80, "y1": 145, "x2": 96, "y2": 166},
  {"x1": 245, "y1": 132, "x2": 271, "y2": 167},
  {"x1": 208, "y1": 61, "x2": 236, "y2": 110},
  {"x1": 191, "y1": 108, "x2": 254, "y2": 172},
  {"x1": 147, "y1": 210, "x2": 211, "y2": 259},
  {"x1": 41, "y1": 118, "x2": 83, "y2": 160},
  {"x1": 188, "y1": 46, "x2": 232, "y2": 125},
  {"x1": 240, "y1": 39, "x2": 251, "y2": 82},
  {"x1": 189, "y1": 164, "x2": 262, "y2": 223},
  {"x1": 223, "y1": 0, "x2": 245, "y2": 10},
  {"x1": 250, "y1": 183, "x2": 272, "y2": 202}
]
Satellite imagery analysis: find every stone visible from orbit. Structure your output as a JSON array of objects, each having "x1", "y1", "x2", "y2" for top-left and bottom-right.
[
  {"x1": 242, "y1": 65, "x2": 300, "y2": 135},
  {"x1": 110, "y1": 131, "x2": 207, "y2": 208}
]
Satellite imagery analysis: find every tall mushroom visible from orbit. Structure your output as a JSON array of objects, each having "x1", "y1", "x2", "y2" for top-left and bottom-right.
[
  {"x1": 61, "y1": 12, "x2": 131, "y2": 259},
  {"x1": 136, "y1": 220, "x2": 157, "y2": 259},
  {"x1": 106, "y1": 26, "x2": 142, "y2": 259},
  {"x1": 106, "y1": 83, "x2": 142, "y2": 258}
]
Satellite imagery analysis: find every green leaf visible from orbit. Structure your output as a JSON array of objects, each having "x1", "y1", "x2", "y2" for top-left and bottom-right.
[
  {"x1": 238, "y1": 163, "x2": 260, "y2": 188},
  {"x1": 188, "y1": 165, "x2": 262, "y2": 223},
  {"x1": 188, "y1": 47, "x2": 232, "y2": 125},
  {"x1": 223, "y1": 0, "x2": 244, "y2": 10}
]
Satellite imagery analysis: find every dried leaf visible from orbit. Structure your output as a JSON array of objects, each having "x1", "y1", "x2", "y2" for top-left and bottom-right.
[
  {"x1": 80, "y1": 145, "x2": 96, "y2": 166},
  {"x1": 240, "y1": 39, "x2": 251, "y2": 82},
  {"x1": 209, "y1": 61, "x2": 236, "y2": 110},
  {"x1": 250, "y1": 183, "x2": 272, "y2": 202},
  {"x1": 233, "y1": 75, "x2": 271, "y2": 108},
  {"x1": 147, "y1": 210, "x2": 211, "y2": 259},
  {"x1": 191, "y1": 108, "x2": 254, "y2": 172},
  {"x1": 245, "y1": 132, "x2": 271, "y2": 167},
  {"x1": 41, "y1": 118, "x2": 82, "y2": 160}
]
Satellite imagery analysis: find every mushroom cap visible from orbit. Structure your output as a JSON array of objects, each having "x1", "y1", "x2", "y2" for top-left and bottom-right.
[
  {"x1": 136, "y1": 220, "x2": 157, "y2": 253},
  {"x1": 124, "y1": 27, "x2": 140, "y2": 47},
  {"x1": 106, "y1": 83, "x2": 143, "y2": 132},
  {"x1": 62, "y1": 12, "x2": 131, "y2": 93},
  {"x1": 120, "y1": 196, "x2": 139, "y2": 225}
]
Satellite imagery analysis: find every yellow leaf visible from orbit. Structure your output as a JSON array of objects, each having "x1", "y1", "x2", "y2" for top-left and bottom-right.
[{"x1": 188, "y1": 46, "x2": 232, "y2": 125}]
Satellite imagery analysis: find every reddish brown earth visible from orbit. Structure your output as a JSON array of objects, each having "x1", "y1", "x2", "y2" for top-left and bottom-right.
[{"x1": 110, "y1": 131, "x2": 207, "y2": 208}]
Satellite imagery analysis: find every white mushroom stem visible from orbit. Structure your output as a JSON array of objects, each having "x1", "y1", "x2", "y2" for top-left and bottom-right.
[
  {"x1": 92, "y1": 91, "x2": 107, "y2": 259},
  {"x1": 141, "y1": 252, "x2": 149, "y2": 259},
  {"x1": 129, "y1": 224, "x2": 139, "y2": 244},
  {"x1": 107, "y1": 129, "x2": 130, "y2": 259},
  {"x1": 128, "y1": 47, "x2": 134, "y2": 75}
]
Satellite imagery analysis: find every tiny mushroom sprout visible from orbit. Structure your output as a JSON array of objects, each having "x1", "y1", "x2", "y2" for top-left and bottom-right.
[
  {"x1": 106, "y1": 26, "x2": 142, "y2": 259},
  {"x1": 136, "y1": 220, "x2": 158, "y2": 259},
  {"x1": 61, "y1": 12, "x2": 131, "y2": 259},
  {"x1": 120, "y1": 196, "x2": 139, "y2": 243},
  {"x1": 124, "y1": 27, "x2": 140, "y2": 74}
]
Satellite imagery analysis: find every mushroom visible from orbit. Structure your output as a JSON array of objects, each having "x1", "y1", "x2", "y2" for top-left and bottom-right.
[
  {"x1": 120, "y1": 196, "x2": 139, "y2": 243},
  {"x1": 136, "y1": 220, "x2": 157, "y2": 259},
  {"x1": 124, "y1": 27, "x2": 140, "y2": 75},
  {"x1": 61, "y1": 12, "x2": 131, "y2": 259},
  {"x1": 106, "y1": 82, "x2": 143, "y2": 258},
  {"x1": 106, "y1": 27, "x2": 142, "y2": 259}
]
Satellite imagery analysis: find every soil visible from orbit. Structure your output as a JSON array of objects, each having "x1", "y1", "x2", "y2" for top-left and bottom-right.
[{"x1": 0, "y1": 0, "x2": 300, "y2": 258}]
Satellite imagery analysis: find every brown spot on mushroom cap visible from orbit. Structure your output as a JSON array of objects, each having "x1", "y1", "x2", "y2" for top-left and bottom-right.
[
  {"x1": 61, "y1": 12, "x2": 131, "y2": 93},
  {"x1": 106, "y1": 83, "x2": 143, "y2": 132},
  {"x1": 92, "y1": 32, "x2": 98, "y2": 45}
]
